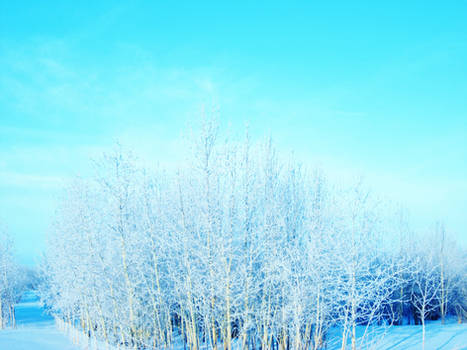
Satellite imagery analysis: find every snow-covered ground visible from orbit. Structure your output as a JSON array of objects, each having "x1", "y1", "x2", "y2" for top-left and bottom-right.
[
  {"x1": 0, "y1": 291, "x2": 79, "y2": 350},
  {"x1": 326, "y1": 321, "x2": 467, "y2": 350},
  {"x1": 373, "y1": 321, "x2": 467, "y2": 350},
  {"x1": 1, "y1": 291, "x2": 466, "y2": 350}
]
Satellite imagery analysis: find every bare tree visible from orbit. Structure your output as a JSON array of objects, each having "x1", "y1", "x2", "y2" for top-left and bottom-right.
[{"x1": 409, "y1": 236, "x2": 441, "y2": 350}]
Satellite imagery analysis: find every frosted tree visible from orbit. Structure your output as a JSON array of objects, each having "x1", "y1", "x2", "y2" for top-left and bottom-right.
[
  {"x1": 409, "y1": 234, "x2": 441, "y2": 350},
  {"x1": 0, "y1": 224, "x2": 22, "y2": 329},
  {"x1": 432, "y1": 222, "x2": 467, "y2": 326},
  {"x1": 327, "y1": 183, "x2": 402, "y2": 350}
]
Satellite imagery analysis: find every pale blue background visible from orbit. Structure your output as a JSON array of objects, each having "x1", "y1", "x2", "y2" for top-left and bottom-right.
[{"x1": 1, "y1": 1, "x2": 466, "y2": 265}]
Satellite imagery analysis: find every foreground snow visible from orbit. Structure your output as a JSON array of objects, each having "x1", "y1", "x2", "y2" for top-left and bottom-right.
[
  {"x1": 371, "y1": 321, "x2": 467, "y2": 350},
  {"x1": 0, "y1": 292, "x2": 79, "y2": 350},
  {"x1": 325, "y1": 321, "x2": 467, "y2": 350}
]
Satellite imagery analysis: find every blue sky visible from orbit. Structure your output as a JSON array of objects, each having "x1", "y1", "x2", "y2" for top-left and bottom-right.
[{"x1": 1, "y1": 1, "x2": 466, "y2": 265}]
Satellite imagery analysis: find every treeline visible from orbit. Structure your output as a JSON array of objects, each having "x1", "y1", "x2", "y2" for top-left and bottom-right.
[{"x1": 39, "y1": 121, "x2": 467, "y2": 350}]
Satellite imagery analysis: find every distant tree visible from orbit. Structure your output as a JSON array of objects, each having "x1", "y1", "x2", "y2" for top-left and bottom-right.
[{"x1": 0, "y1": 224, "x2": 22, "y2": 329}]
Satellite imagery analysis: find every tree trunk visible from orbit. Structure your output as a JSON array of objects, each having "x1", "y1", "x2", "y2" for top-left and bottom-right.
[{"x1": 0, "y1": 299, "x2": 4, "y2": 329}]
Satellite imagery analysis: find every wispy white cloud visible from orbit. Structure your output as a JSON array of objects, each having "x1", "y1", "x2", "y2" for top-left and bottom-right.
[{"x1": 0, "y1": 171, "x2": 67, "y2": 190}]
